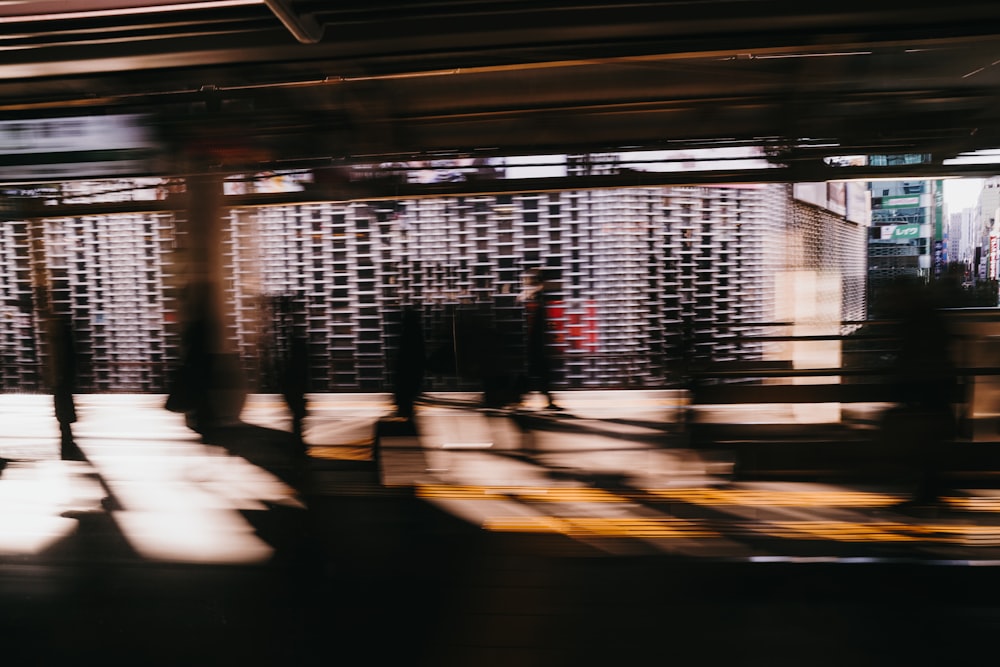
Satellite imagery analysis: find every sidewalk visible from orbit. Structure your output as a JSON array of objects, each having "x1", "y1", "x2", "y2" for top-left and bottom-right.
[{"x1": 380, "y1": 393, "x2": 1000, "y2": 563}]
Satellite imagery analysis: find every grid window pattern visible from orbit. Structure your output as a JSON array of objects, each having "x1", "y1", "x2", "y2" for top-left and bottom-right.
[
  {"x1": 0, "y1": 213, "x2": 176, "y2": 392},
  {"x1": 0, "y1": 184, "x2": 867, "y2": 393},
  {"x1": 234, "y1": 186, "x2": 789, "y2": 390}
]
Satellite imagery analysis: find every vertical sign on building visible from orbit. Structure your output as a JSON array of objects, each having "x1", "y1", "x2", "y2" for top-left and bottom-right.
[
  {"x1": 933, "y1": 180, "x2": 945, "y2": 277},
  {"x1": 990, "y1": 235, "x2": 999, "y2": 280}
]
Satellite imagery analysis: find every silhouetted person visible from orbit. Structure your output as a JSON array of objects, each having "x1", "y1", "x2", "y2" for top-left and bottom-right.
[
  {"x1": 432, "y1": 306, "x2": 522, "y2": 408},
  {"x1": 166, "y1": 283, "x2": 218, "y2": 433},
  {"x1": 522, "y1": 268, "x2": 562, "y2": 411},
  {"x1": 674, "y1": 317, "x2": 703, "y2": 433},
  {"x1": 881, "y1": 279, "x2": 957, "y2": 505},
  {"x1": 393, "y1": 308, "x2": 425, "y2": 420},
  {"x1": 48, "y1": 314, "x2": 82, "y2": 460},
  {"x1": 275, "y1": 296, "x2": 309, "y2": 449}
]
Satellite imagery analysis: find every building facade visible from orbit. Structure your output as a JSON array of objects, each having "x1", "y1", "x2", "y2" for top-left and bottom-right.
[{"x1": 0, "y1": 179, "x2": 868, "y2": 393}]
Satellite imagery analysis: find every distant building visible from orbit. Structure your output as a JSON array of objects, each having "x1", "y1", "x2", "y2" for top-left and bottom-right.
[
  {"x1": 978, "y1": 177, "x2": 1000, "y2": 286},
  {"x1": 866, "y1": 164, "x2": 945, "y2": 311}
]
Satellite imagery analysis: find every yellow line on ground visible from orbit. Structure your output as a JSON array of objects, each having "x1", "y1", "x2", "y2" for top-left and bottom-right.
[
  {"x1": 943, "y1": 497, "x2": 1000, "y2": 512},
  {"x1": 481, "y1": 516, "x2": 1000, "y2": 545},
  {"x1": 416, "y1": 484, "x2": 903, "y2": 507},
  {"x1": 246, "y1": 401, "x2": 392, "y2": 410},
  {"x1": 483, "y1": 516, "x2": 719, "y2": 538},
  {"x1": 646, "y1": 488, "x2": 905, "y2": 507},
  {"x1": 761, "y1": 521, "x2": 921, "y2": 542},
  {"x1": 308, "y1": 445, "x2": 373, "y2": 461},
  {"x1": 416, "y1": 484, "x2": 626, "y2": 503},
  {"x1": 747, "y1": 521, "x2": 1000, "y2": 545}
]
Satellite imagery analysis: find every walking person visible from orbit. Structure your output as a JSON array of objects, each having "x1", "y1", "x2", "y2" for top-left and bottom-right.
[
  {"x1": 48, "y1": 313, "x2": 82, "y2": 460},
  {"x1": 392, "y1": 308, "x2": 425, "y2": 421},
  {"x1": 521, "y1": 268, "x2": 563, "y2": 411},
  {"x1": 880, "y1": 278, "x2": 958, "y2": 506},
  {"x1": 275, "y1": 295, "x2": 309, "y2": 452}
]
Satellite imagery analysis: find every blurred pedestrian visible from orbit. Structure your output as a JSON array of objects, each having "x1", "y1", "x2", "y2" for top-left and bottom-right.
[
  {"x1": 275, "y1": 295, "x2": 309, "y2": 451},
  {"x1": 393, "y1": 308, "x2": 425, "y2": 420},
  {"x1": 880, "y1": 278, "x2": 957, "y2": 505},
  {"x1": 521, "y1": 268, "x2": 562, "y2": 411},
  {"x1": 165, "y1": 282, "x2": 216, "y2": 433},
  {"x1": 48, "y1": 313, "x2": 82, "y2": 460}
]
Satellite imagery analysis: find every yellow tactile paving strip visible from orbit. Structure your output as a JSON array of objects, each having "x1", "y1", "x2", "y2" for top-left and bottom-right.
[
  {"x1": 414, "y1": 483, "x2": 1000, "y2": 546},
  {"x1": 308, "y1": 444, "x2": 374, "y2": 461},
  {"x1": 645, "y1": 488, "x2": 905, "y2": 507},
  {"x1": 483, "y1": 516, "x2": 720, "y2": 538},
  {"x1": 483, "y1": 516, "x2": 1000, "y2": 545},
  {"x1": 941, "y1": 497, "x2": 1000, "y2": 512},
  {"x1": 417, "y1": 483, "x2": 1000, "y2": 512},
  {"x1": 756, "y1": 521, "x2": 1000, "y2": 545},
  {"x1": 415, "y1": 484, "x2": 908, "y2": 507}
]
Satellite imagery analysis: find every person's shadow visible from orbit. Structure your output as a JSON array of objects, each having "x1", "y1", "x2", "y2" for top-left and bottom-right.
[{"x1": 198, "y1": 421, "x2": 310, "y2": 490}]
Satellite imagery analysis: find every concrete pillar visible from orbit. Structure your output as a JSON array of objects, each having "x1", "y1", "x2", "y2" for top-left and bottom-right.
[{"x1": 175, "y1": 173, "x2": 246, "y2": 429}]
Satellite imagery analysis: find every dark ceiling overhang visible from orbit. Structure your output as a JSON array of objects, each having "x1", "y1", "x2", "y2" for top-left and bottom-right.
[{"x1": 2, "y1": 1, "x2": 1000, "y2": 180}]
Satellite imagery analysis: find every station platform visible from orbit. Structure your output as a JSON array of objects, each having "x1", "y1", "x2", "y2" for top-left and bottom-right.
[
  {"x1": 3, "y1": 391, "x2": 1000, "y2": 665},
  {"x1": 377, "y1": 391, "x2": 1000, "y2": 563}
]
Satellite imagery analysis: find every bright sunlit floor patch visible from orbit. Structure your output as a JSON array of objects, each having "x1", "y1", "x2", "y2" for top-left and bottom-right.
[
  {"x1": 0, "y1": 460, "x2": 106, "y2": 555},
  {"x1": 112, "y1": 510, "x2": 273, "y2": 564},
  {"x1": 0, "y1": 513, "x2": 78, "y2": 556},
  {"x1": 0, "y1": 395, "x2": 315, "y2": 564},
  {"x1": 85, "y1": 442, "x2": 303, "y2": 563},
  {"x1": 68, "y1": 402, "x2": 306, "y2": 564}
]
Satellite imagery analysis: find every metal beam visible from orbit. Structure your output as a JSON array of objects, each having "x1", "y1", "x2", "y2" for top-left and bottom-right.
[
  {"x1": 262, "y1": 0, "x2": 323, "y2": 43},
  {"x1": 11, "y1": 159, "x2": 1000, "y2": 220}
]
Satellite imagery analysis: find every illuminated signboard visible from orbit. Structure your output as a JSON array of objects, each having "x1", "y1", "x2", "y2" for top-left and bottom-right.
[
  {"x1": 881, "y1": 195, "x2": 921, "y2": 208},
  {"x1": 0, "y1": 114, "x2": 159, "y2": 182},
  {"x1": 891, "y1": 224, "x2": 921, "y2": 239}
]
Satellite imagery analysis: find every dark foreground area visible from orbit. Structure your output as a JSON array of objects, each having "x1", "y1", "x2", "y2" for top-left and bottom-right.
[{"x1": 5, "y1": 501, "x2": 1000, "y2": 667}]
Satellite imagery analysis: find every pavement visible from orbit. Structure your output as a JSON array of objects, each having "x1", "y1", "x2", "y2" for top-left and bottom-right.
[{"x1": 2, "y1": 390, "x2": 1000, "y2": 665}]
